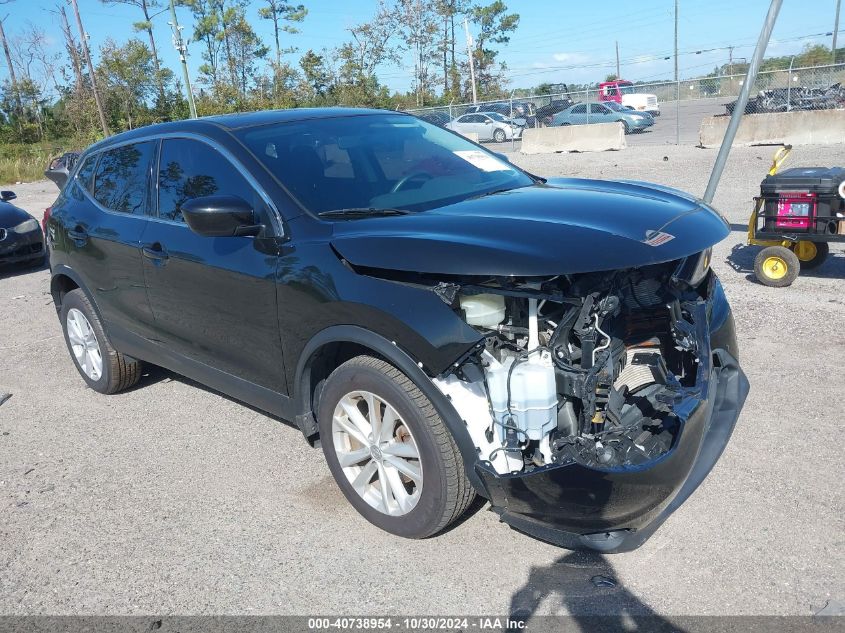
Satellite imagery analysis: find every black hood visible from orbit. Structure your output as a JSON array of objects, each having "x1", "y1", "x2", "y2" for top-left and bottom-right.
[
  {"x1": 0, "y1": 202, "x2": 33, "y2": 229},
  {"x1": 330, "y1": 178, "x2": 729, "y2": 276}
]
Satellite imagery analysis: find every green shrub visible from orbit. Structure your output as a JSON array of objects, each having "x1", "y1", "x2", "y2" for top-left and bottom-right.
[{"x1": 0, "y1": 140, "x2": 77, "y2": 185}]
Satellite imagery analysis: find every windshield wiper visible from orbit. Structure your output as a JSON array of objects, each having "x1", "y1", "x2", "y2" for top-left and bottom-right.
[
  {"x1": 317, "y1": 207, "x2": 409, "y2": 219},
  {"x1": 467, "y1": 186, "x2": 519, "y2": 200}
]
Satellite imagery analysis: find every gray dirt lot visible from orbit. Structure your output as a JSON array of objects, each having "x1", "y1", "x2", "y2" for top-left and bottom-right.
[{"x1": 1, "y1": 143, "x2": 843, "y2": 617}]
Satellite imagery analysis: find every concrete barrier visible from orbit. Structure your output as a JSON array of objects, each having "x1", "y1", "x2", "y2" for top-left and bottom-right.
[
  {"x1": 699, "y1": 110, "x2": 845, "y2": 148},
  {"x1": 520, "y1": 123, "x2": 627, "y2": 154}
]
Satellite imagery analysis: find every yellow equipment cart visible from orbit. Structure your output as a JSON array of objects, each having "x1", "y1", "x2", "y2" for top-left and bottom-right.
[{"x1": 749, "y1": 145, "x2": 845, "y2": 287}]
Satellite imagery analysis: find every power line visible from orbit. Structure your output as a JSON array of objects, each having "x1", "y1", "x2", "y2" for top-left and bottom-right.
[{"x1": 499, "y1": 29, "x2": 845, "y2": 80}]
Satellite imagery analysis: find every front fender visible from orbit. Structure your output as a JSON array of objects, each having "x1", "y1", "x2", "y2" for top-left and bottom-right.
[{"x1": 293, "y1": 324, "x2": 488, "y2": 497}]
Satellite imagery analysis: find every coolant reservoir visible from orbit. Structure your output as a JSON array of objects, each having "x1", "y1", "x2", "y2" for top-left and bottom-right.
[
  {"x1": 460, "y1": 294, "x2": 505, "y2": 328},
  {"x1": 485, "y1": 351, "x2": 558, "y2": 442}
]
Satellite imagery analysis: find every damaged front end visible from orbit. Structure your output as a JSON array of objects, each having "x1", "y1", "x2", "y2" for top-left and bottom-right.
[{"x1": 425, "y1": 259, "x2": 748, "y2": 552}]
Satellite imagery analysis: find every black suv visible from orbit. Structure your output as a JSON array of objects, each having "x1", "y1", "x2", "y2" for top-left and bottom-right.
[{"x1": 48, "y1": 108, "x2": 748, "y2": 551}]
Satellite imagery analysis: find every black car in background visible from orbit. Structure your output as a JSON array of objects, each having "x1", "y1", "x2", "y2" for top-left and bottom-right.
[
  {"x1": 0, "y1": 190, "x2": 45, "y2": 268},
  {"x1": 536, "y1": 98, "x2": 576, "y2": 126},
  {"x1": 47, "y1": 108, "x2": 748, "y2": 551},
  {"x1": 415, "y1": 111, "x2": 451, "y2": 127},
  {"x1": 464, "y1": 102, "x2": 536, "y2": 127}
]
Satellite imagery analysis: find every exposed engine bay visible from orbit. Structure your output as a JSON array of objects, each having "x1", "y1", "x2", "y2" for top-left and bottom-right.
[{"x1": 433, "y1": 260, "x2": 707, "y2": 475}]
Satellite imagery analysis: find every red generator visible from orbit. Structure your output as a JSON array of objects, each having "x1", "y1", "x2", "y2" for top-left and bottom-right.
[{"x1": 750, "y1": 165, "x2": 845, "y2": 287}]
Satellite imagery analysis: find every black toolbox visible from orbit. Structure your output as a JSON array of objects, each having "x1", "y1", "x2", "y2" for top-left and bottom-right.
[{"x1": 760, "y1": 167, "x2": 845, "y2": 234}]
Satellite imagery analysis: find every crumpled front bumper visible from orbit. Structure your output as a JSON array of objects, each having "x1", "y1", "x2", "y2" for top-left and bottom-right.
[{"x1": 473, "y1": 279, "x2": 749, "y2": 553}]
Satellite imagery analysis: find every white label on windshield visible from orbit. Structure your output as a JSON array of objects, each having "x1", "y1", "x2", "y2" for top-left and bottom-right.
[{"x1": 453, "y1": 150, "x2": 510, "y2": 172}]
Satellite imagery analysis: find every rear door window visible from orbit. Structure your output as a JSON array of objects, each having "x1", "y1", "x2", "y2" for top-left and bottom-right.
[
  {"x1": 157, "y1": 138, "x2": 254, "y2": 224},
  {"x1": 92, "y1": 142, "x2": 157, "y2": 215}
]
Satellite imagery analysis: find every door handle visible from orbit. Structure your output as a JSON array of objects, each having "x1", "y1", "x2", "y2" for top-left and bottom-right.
[
  {"x1": 142, "y1": 243, "x2": 169, "y2": 263},
  {"x1": 67, "y1": 227, "x2": 88, "y2": 244}
]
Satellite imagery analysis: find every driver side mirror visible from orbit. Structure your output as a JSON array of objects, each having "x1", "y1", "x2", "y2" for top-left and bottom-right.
[
  {"x1": 181, "y1": 195, "x2": 262, "y2": 237},
  {"x1": 1, "y1": 190, "x2": 16, "y2": 202}
]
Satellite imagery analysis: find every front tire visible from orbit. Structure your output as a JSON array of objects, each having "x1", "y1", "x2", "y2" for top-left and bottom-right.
[
  {"x1": 60, "y1": 289, "x2": 141, "y2": 394},
  {"x1": 318, "y1": 356, "x2": 475, "y2": 539},
  {"x1": 754, "y1": 245, "x2": 800, "y2": 287},
  {"x1": 493, "y1": 128, "x2": 507, "y2": 143}
]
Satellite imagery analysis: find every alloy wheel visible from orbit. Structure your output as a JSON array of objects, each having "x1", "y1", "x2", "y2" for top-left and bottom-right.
[
  {"x1": 331, "y1": 390, "x2": 423, "y2": 516},
  {"x1": 66, "y1": 308, "x2": 103, "y2": 381}
]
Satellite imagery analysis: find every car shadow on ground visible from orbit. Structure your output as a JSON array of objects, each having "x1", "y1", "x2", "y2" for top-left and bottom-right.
[
  {"x1": 725, "y1": 242, "x2": 845, "y2": 284},
  {"x1": 131, "y1": 364, "x2": 301, "y2": 429},
  {"x1": 507, "y1": 551, "x2": 686, "y2": 632}
]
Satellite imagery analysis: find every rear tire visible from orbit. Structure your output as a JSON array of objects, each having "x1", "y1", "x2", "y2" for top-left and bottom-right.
[
  {"x1": 60, "y1": 289, "x2": 142, "y2": 394},
  {"x1": 754, "y1": 245, "x2": 800, "y2": 287},
  {"x1": 792, "y1": 241, "x2": 828, "y2": 269},
  {"x1": 318, "y1": 355, "x2": 475, "y2": 539}
]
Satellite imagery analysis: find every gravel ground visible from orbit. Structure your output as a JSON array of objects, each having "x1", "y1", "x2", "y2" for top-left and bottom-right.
[{"x1": 1, "y1": 144, "x2": 843, "y2": 618}]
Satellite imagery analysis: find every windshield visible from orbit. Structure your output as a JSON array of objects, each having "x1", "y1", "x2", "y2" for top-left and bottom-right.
[
  {"x1": 486, "y1": 112, "x2": 508, "y2": 121},
  {"x1": 618, "y1": 82, "x2": 635, "y2": 95},
  {"x1": 236, "y1": 113, "x2": 534, "y2": 215},
  {"x1": 604, "y1": 101, "x2": 627, "y2": 112}
]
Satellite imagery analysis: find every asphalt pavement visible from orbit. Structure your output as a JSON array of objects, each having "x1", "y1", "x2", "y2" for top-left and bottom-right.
[{"x1": 1, "y1": 143, "x2": 843, "y2": 618}]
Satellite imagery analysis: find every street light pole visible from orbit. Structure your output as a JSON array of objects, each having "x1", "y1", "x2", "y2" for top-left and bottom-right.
[
  {"x1": 169, "y1": 0, "x2": 197, "y2": 118},
  {"x1": 834, "y1": 0, "x2": 842, "y2": 63}
]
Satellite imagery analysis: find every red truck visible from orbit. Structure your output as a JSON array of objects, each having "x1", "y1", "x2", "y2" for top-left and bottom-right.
[{"x1": 598, "y1": 80, "x2": 660, "y2": 116}]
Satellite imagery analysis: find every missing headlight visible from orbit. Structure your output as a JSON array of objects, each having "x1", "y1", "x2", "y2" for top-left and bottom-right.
[
  {"x1": 434, "y1": 262, "x2": 704, "y2": 475},
  {"x1": 673, "y1": 247, "x2": 712, "y2": 288}
]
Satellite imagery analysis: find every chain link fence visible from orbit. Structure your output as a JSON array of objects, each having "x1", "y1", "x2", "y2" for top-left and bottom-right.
[{"x1": 405, "y1": 63, "x2": 845, "y2": 146}]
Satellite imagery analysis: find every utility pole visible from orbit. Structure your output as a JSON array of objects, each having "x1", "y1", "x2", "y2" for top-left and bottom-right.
[
  {"x1": 69, "y1": 0, "x2": 110, "y2": 137},
  {"x1": 57, "y1": 6, "x2": 84, "y2": 95},
  {"x1": 168, "y1": 0, "x2": 197, "y2": 118},
  {"x1": 674, "y1": 0, "x2": 680, "y2": 145},
  {"x1": 834, "y1": 0, "x2": 841, "y2": 63},
  {"x1": 615, "y1": 41, "x2": 620, "y2": 79},
  {"x1": 0, "y1": 16, "x2": 23, "y2": 119},
  {"x1": 728, "y1": 46, "x2": 734, "y2": 75},
  {"x1": 464, "y1": 16, "x2": 477, "y2": 104}
]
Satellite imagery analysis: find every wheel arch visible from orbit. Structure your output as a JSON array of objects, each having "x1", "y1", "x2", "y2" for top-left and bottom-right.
[
  {"x1": 293, "y1": 325, "x2": 488, "y2": 497},
  {"x1": 50, "y1": 265, "x2": 95, "y2": 317}
]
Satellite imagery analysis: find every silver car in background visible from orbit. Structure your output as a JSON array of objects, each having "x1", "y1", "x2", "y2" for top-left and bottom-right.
[{"x1": 446, "y1": 112, "x2": 523, "y2": 143}]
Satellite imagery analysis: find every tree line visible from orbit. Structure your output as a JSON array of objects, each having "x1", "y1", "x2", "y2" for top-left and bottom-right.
[{"x1": 0, "y1": 0, "x2": 520, "y2": 146}]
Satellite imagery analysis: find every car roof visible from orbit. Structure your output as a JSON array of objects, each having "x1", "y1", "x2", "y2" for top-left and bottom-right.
[{"x1": 84, "y1": 107, "x2": 401, "y2": 153}]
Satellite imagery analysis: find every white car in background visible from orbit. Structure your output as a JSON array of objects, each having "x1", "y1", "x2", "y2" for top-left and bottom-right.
[{"x1": 446, "y1": 112, "x2": 523, "y2": 143}]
